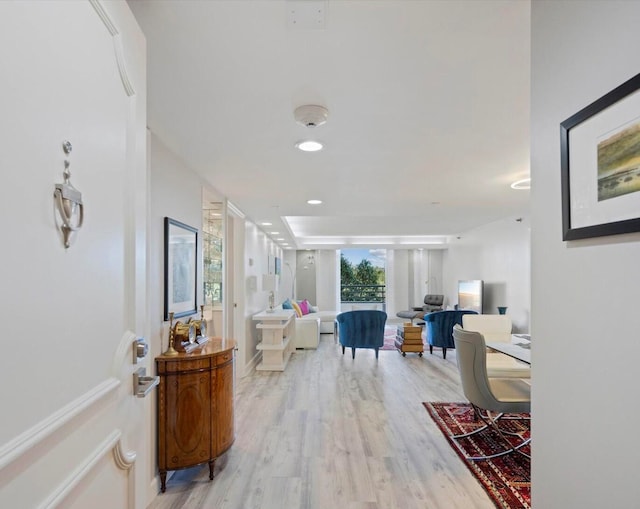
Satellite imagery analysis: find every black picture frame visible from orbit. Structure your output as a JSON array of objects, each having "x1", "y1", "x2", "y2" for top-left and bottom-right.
[
  {"x1": 561, "y1": 72, "x2": 640, "y2": 240},
  {"x1": 164, "y1": 217, "x2": 198, "y2": 320}
]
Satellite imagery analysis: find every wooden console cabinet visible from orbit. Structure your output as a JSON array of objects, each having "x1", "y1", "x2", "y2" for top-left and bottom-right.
[{"x1": 155, "y1": 338, "x2": 236, "y2": 493}]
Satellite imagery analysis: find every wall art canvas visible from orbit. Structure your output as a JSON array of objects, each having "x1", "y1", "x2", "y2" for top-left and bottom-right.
[
  {"x1": 561, "y1": 72, "x2": 640, "y2": 240},
  {"x1": 597, "y1": 120, "x2": 640, "y2": 201},
  {"x1": 164, "y1": 217, "x2": 198, "y2": 320}
]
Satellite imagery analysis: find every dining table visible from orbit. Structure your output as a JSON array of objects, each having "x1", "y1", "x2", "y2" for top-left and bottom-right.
[{"x1": 485, "y1": 334, "x2": 531, "y2": 365}]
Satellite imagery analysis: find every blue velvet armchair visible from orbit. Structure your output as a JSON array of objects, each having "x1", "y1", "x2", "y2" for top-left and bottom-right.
[
  {"x1": 424, "y1": 309, "x2": 478, "y2": 359},
  {"x1": 335, "y1": 310, "x2": 387, "y2": 359}
]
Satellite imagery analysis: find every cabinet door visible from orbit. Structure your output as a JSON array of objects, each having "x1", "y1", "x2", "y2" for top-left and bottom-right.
[
  {"x1": 163, "y1": 371, "x2": 212, "y2": 469},
  {"x1": 212, "y1": 360, "x2": 235, "y2": 456}
]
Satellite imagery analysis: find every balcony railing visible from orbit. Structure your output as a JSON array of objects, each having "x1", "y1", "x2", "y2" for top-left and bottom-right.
[{"x1": 340, "y1": 284, "x2": 386, "y2": 303}]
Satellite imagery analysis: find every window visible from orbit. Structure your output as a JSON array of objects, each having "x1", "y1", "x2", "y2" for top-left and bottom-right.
[{"x1": 340, "y1": 249, "x2": 386, "y2": 305}]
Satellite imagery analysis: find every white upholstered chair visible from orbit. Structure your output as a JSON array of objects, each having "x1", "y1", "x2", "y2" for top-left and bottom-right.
[
  {"x1": 462, "y1": 314, "x2": 530, "y2": 379},
  {"x1": 452, "y1": 324, "x2": 531, "y2": 461}
]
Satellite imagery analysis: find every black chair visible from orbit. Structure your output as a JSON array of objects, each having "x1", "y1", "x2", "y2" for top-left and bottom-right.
[{"x1": 396, "y1": 294, "x2": 444, "y2": 323}]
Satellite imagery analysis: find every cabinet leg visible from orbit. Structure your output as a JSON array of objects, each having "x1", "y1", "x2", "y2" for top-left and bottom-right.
[
  {"x1": 160, "y1": 471, "x2": 167, "y2": 493},
  {"x1": 209, "y1": 459, "x2": 216, "y2": 480}
]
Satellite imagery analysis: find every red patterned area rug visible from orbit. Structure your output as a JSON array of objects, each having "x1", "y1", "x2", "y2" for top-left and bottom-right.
[
  {"x1": 423, "y1": 402, "x2": 531, "y2": 509},
  {"x1": 381, "y1": 325, "x2": 400, "y2": 350}
]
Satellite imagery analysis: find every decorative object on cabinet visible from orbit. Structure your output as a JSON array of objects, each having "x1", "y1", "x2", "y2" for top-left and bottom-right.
[
  {"x1": 164, "y1": 217, "x2": 198, "y2": 320},
  {"x1": 173, "y1": 322, "x2": 196, "y2": 346},
  {"x1": 166, "y1": 312, "x2": 203, "y2": 354},
  {"x1": 156, "y1": 339, "x2": 236, "y2": 493},
  {"x1": 163, "y1": 312, "x2": 179, "y2": 357},
  {"x1": 561, "y1": 71, "x2": 640, "y2": 240},
  {"x1": 188, "y1": 305, "x2": 208, "y2": 338},
  {"x1": 262, "y1": 274, "x2": 277, "y2": 312},
  {"x1": 54, "y1": 140, "x2": 84, "y2": 248}
]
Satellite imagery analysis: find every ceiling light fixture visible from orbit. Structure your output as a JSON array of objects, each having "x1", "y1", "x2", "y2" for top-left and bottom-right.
[
  {"x1": 511, "y1": 178, "x2": 531, "y2": 190},
  {"x1": 295, "y1": 140, "x2": 323, "y2": 152},
  {"x1": 307, "y1": 199, "x2": 322, "y2": 205},
  {"x1": 270, "y1": 231, "x2": 280, "y2": 235},
  {"x1": 294, "y1": 105, "x2": 329, "y2": 127},
  {"x1": 260, "y1": 222, "x2": 272, "y2": 226}
]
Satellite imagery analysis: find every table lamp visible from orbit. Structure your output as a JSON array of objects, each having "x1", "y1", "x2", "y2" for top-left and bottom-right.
[{"x1": 262, "y1": 274, "x2": 277, "y2": 312}]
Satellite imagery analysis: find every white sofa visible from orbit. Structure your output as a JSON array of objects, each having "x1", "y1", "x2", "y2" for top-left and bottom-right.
[
  {"x1": 274, "y1": 303, "x2": 339, "y2": 349},
  {"x1": 461, "y1": 314, "x2": 530, "y2": 379}
]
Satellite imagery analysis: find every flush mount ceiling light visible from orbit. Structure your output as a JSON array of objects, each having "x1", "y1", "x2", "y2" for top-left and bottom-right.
[
  {"x1": 260, "y1": 222, "x2": 272, "y2": 226},
  {"x1": 307, "y1": 199, "x2": 323, "y2": 205},
  {"x1": 511, "y1": 177, "x2": 531, "y2": 190},
  {"x1": 295, "y1": 140, "x2": 323, "y2": 152}
]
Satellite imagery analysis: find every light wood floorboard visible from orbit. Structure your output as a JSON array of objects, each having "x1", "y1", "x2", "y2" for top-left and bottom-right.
[{"x1": 148, "y1": 334, "x2": 496, "y2": 509}]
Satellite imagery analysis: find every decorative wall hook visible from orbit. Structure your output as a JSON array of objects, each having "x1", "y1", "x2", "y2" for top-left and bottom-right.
[{"x1": 54, "y1": 140, "x2": 84, "y2": 248}]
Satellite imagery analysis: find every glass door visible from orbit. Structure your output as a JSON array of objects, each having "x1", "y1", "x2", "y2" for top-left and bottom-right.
[{"x1": 203, "y1": 201, "x2": 223, "y2": 335}]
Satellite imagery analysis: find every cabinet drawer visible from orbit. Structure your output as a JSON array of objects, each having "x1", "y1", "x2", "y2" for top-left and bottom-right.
[
  {"x1": 214, "y1": 351, "x2": 233, "y2": 366},
  {"x1": 161, "y1": 358, "x2": 210, "y2": 373}
]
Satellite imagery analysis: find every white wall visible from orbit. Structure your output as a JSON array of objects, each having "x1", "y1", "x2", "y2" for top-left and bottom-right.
[
  {"x1": 531, "y1": 2, "x2": 640, "y2": 507},
  {"x1": 148, "y1": 131, "x2": 221, "y2": 495},
  {"x1": 385, "y1": 249, "x2": 408, "y2": 317},
  {"x1": 442, "y1": 216, "x2": 531, "y2": 332},
  {"x1": 316, "y1": 250, "x2": 340, "y2": 310},
  {"x1": 296, "y1": 250, "x2": 317, "y2": 303},
  {"x1": 241, "y1": 221, "x2": 282, "y2": 372},
  {"x1": 282, "y1": 250, "x2": 297, "y2": 301},
  {"x1": 390, "y1": 248, "x2": 443, "y2": 317}
]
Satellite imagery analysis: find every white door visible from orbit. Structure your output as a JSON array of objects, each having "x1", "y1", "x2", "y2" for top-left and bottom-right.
[
  {"x1": 226, "y1": 207, "x2": 247, "y2": 378},
  {"x1": 0, "y1": 2, "x2": 149, "y2": 508}
]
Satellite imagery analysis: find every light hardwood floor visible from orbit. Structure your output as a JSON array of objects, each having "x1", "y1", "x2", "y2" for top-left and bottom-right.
[{"x1": 148, "y1": 333, "x2": 496, "y2": 509}]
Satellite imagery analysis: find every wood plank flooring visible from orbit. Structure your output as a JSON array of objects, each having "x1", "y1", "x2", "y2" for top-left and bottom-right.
[{"x1": 148, "y1": 333, "x2": 496, "y2": 509}]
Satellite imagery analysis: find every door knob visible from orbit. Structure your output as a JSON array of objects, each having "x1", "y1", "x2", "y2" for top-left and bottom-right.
[{"x1": 133, "y1": 337, "x2": 149, "y2": 364}]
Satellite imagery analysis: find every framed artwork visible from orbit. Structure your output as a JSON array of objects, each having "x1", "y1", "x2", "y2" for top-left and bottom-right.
[
  {"x1": 268, "y1": 254, "x2": 275, "y2": 275},
  {"x1": 561, "y1": 72, "x2": 640, "y2": 240},
  {"x1": 164, "y1": 217, "x2": 198, "y2": 320}
]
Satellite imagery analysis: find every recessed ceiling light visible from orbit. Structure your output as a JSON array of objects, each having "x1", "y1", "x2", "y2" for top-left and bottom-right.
[
  {"x1": 511, "y1": 178, "x2": 531, "y2": 190},
  {"x1": 282, "y1": 243, "x2": 289, "y2": 246},
  {"x1": 277, "y1": 238, "x2": 285, "y2": 241},
  {"x1": 270, "y1": 231, "x2": 280, "y2": 235},
  {"x1": 261, "y1": 222, "x2": 272, "y2": 226},
  {"x1": 295, "y1": 140, "x2": 323, "y2": 152},
  {"x1": 307, "y1": 199, "x2": 322, "y2": 205}
]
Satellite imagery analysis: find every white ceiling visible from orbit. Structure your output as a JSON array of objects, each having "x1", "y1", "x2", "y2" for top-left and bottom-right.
[{"x1": 128, "y1": 0, "x2": 531, "y2": 250}]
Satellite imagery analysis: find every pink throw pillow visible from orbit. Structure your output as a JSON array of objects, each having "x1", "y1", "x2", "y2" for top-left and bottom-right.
[{"x1": 298, "y1": 299, "x2": 310, "y2": 315}]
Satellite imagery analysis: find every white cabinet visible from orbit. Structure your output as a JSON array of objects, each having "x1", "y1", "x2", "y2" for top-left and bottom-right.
[{"x1": 253, "y1": 310, "x2": 296, "y2": 371}]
